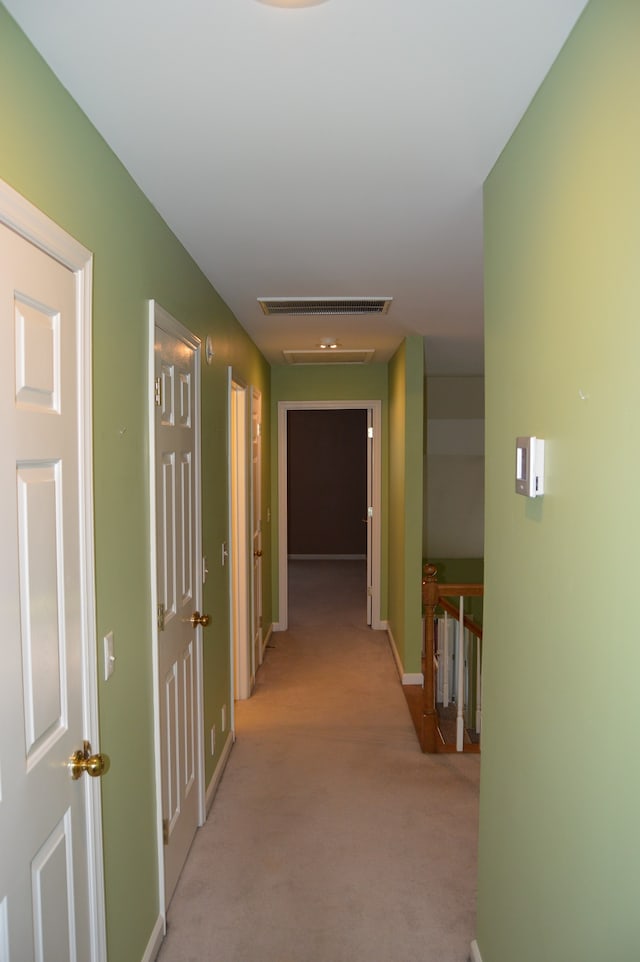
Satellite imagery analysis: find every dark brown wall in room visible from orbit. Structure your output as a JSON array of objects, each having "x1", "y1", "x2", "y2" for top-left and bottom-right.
[{"x1": 287, "y1": 409, "x2": 367, "y2": 555}]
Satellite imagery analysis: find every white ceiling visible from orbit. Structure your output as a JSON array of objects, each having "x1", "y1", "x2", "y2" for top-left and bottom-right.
[{"x1": 4, "y1": 0, "x2": 588, "y2": 374}]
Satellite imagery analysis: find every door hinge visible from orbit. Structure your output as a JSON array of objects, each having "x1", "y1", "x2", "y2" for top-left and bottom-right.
[
  {"x1": 367, "y1": 586, "x2": 373, "y2": 597},
  {"x1": 257, "y1": 422, "x2": 262, "y2": 437},
  {"x1": 162, "y1": 818, "x2": 169, "y2": 845},
  {"x1": 154, "y1": 376, "x2": 162, "y2": 407},
  {"x1": 157, "y1": 603, "x2": 165, "y2": 632},
  {"x1": 368, "y1": 426, "x2": 374, "y2": 439}
]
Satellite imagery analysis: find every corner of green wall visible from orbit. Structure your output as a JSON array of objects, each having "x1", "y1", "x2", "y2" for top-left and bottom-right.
[{"x1": 478, "y1": 3, "x2": 640, "y2": 960}]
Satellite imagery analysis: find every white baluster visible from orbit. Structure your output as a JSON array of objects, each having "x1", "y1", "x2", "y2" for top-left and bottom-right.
[
  {"x1": 435, "y1": 617, "x2": 441, "y2": 702},
  {"x1": 456, "y1": 596, "x2": 465, "y2": 751},
  {"x1": 475, "y1": 636, "x2": 482, "y2": 735},
  {"x1": 442, "y1": 611, "x2": 450, "y2": 707},
  {"x1": 464, "y1": 627, "x2": 470, "y2": 720}
]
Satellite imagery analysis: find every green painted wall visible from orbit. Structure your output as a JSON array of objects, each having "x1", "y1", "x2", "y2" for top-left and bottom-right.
[
  {"x1": 0, "y1": 8, "x2": 270, "y2": 960},
  {"x1": 425, "y1": 376, "x2": 484, "y2": 559},
  {"x1": 388, "y1": 336, "x2": 424, "y2": 674},
  {"x1": 478, "y1": 2, "x2": 640, "y2": 959},
  {"x1": 427, "y1": 559, "x2": 484, "y2": 586},
  {"x1": 270, "y1": 363, "x2": 389, "y2": 623}
]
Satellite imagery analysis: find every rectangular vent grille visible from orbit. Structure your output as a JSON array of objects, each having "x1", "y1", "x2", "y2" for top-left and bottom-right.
[
  {"x1": 283, "y1": 348, "x2": 375, "y2": 366},
  {"x1": 258, "y1": 297, "x2": 392, "y2": 316}
]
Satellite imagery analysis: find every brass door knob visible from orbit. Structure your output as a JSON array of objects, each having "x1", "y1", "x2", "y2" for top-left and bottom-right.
[
  {"x1": 254, "y1": 549, "x2": 263, "y2": 558},
  {"x1": 69, "y1": 741, "x2": 106, "y2": 780},
  {"x1": 190, "y1": 611, "x2": 211, "y2": 628}
]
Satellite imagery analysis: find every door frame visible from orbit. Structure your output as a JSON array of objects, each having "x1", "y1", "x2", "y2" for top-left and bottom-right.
[
  {"x1": 0, "y1": 178, "x2": 106, "y2": 959},
  {"x1": 276, "y1": 399, "x2": 383, "y2": 632},
  {"x1": 148, "y1": 301, "x2": 205, "y2": 920},
  {"x1": 228, "y1": 370, "x2": 252, "y2": 705}
]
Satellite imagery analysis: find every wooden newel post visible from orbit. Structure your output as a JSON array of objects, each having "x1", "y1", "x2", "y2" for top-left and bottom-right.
[{"x1": 421, "y1": 563, "x2": 439, "y2": 753}]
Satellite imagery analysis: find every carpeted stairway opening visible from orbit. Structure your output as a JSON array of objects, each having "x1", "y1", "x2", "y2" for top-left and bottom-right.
[{"x1": 157, "y1": 559, "x2": 479, "y2": 962}]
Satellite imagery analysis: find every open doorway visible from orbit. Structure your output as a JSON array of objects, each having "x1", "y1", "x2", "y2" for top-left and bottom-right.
[
  {"x1": 287, "y1": 408, "x2": 368, "y2": 626},
  {"x1": 276, "y1": 400, "x2": 382, "y2": 632},
  {"x1": 287, "y1": 409, "x2": 367, "y2": 560}
]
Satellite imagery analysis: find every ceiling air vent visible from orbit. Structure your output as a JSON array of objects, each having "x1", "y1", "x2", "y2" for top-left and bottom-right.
[
  {"x1": 283, "y1": 348, "x2": 375, "y2": 365},
  {"x1": 258, "y1": 297, "x2": 392, "y2": 316}
]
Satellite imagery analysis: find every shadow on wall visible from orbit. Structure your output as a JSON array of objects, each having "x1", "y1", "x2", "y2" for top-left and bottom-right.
[{"x1": 424, "y1": 376, "x2": 484, "y2": 560}]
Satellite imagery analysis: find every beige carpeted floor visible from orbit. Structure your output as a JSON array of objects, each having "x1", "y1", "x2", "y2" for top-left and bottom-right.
[{"x1": 157, "y1": 560, "x2": 480, "y2": 962}]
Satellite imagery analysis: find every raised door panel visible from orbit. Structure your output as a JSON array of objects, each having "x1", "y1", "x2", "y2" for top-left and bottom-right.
[
  {"x1": 179, "y1": 452, "x2": 193, "y2": 607},
  {"x1": 17, "y1": 462, "x2": 65, "y2": 765},
  {"x1": 32, "y1": 814, "x2": 75, "y2": 962}
]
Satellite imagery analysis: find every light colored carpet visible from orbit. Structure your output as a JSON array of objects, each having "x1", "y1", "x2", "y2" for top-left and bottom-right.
[{"x1": 157, "y1": 560, "x2": 479, "y2": 962}]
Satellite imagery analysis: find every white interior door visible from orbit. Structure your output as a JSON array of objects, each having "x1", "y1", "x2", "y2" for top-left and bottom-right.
[
  {"x1": 153, "y1": 305, "x2": 204, "y2": 909},
  {"x1": 0, "y1": 188, "x2": 104, "y2": 960},
  {"x1": 251, "y1": 389, "x2": 263, "y2": 669}
]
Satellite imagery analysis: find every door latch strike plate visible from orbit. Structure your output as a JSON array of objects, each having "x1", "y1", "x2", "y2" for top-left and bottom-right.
[{"x1": 154, "y1": 376, "x2": 162, "y2": 407}]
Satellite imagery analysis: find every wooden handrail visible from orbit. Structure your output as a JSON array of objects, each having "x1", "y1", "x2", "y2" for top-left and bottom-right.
[
  {"x1": 437, "y1": 583, "x2": 484, "y2": 597},
  {"x1": 437, "y1": 598, "x2": 483, "y2": 641},
  {"x1": 421, "y1": 565, "x2": 440, "y2": 752},
  {"x1": 420, "y1": 563, "x2": 484, "y2": 753}
]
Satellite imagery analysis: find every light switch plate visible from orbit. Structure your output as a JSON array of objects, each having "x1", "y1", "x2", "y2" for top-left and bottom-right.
[
  {"x1": 104, "y1": 631, "x2": 116, "y2": 681},
  {"x1": 515, "y1": 436, "x2": 545, "y2": 498}
]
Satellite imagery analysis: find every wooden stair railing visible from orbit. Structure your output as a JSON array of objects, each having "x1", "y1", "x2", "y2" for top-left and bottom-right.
[{"x1": 421, "y1": 563, "x2": 483, "y2": 753}]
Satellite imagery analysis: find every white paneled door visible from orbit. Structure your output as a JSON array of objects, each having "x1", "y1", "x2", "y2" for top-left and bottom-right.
[
  {"x1": 0, "y1": 189, "x2": 104, "y2": 961},
  {"x1": 251, "y1": 389, "x2": 263, "y2": 671},
  {"x1": 153, "y1": 305, "x2": 204, "y2": 909}
]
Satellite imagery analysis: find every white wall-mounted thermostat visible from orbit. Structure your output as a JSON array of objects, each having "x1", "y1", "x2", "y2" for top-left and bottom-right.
[{"x1": 515, "y1": 437, "x2": 545, "y2": 498}]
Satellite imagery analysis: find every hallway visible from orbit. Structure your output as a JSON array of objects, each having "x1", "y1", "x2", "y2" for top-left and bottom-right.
[{"x1": 157, "y1": 560, "x2": 480, "y2": 962}]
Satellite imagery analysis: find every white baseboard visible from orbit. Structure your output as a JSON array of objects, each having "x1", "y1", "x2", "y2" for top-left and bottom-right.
[
  {"x1": 141, "y1": 915, "x2": 165, "y2": 962},
  {"x1": 205, "y1": 729, "x2": 234, "y2": 814},
  {"x1": 386, "y1": 626, "x2": 424, "y2": 686},
  {"x1": 386, "y1": 625, "x2": 401, "y2": 678},
  {"x1": 261, "y1": 623, "x2": 273, "y2": 659},
  {"x1": 402, "y1": 672, "x2": 423, "y2": 685},
  {"x1": 470, "y1": 939, "x2": 483, "y2": 962}
]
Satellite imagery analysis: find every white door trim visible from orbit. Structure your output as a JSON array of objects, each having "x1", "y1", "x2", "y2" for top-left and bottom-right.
[
  {"x1": 276, "y1": 400, "x2": 383, "y2": 632},
  {"x1": 228, "y1": 370, "x2": 252, "y2": 704},
  {"x1": 0, "y1": 178, "x2": 106, "y2": 960},
  {"x1": 148, "y1": 302, "x2": 205, "y2": 921}
]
